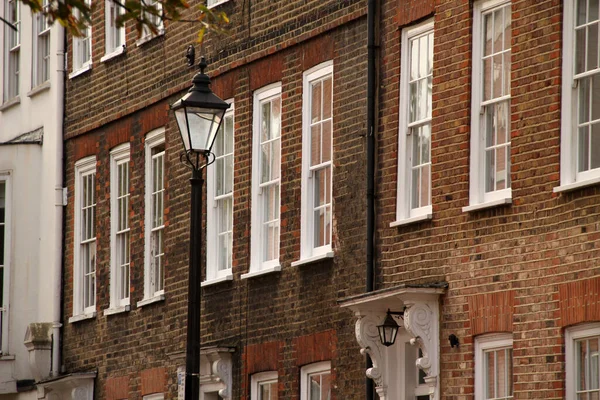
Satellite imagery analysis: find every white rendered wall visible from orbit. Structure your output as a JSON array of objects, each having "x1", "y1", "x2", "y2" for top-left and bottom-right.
[{"x1": 0, "y1": 5, "x2": 64, "y2": 393}]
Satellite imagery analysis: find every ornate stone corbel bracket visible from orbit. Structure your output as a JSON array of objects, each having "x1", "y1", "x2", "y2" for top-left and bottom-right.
[
  {"x1": 200, "y1": 347, "x2": 234, "y2": 400},
  {"x1": 355, "y1": 313, "x2": 387, "y2": 396},
  {"x1": 212, "y1": 357, "x2": 232, "y2": 400},
  {"x1": 404, "y1": 300, "x2": 440, "y2": 400}
]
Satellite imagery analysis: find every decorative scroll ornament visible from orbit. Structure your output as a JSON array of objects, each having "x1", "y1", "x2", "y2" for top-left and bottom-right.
[
  {"x1": 355, "y1": 313, "x2": 386, "y2": 392},
  {"x1": 212, "y1": 358, "x2": 232, "y2": 400}
]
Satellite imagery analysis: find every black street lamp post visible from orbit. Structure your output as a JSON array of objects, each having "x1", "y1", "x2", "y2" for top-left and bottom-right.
[{"x1": 171, "y1": 56, "x2": 230, "y2": 400}]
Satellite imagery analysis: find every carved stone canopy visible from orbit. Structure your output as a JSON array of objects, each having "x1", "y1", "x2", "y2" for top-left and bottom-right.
[
  {"x1": 199, "y1": 346, "x2": 234, "y2": 400},
  {"x1": 339, "y1": 284, "x2": 446, "y2": 400},
  {"x1": 36, "y1": 372, "x2": 96, "y2": 400}
]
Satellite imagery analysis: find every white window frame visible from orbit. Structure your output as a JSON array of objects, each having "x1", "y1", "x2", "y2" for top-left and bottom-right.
[
  {"x1": 102, "y1": 0, "x2": 126, "y2": 62},
  {"x1": 70, "y1": 156, "x2": 97, "y2": 322},
  {"x1": 466, "y1": 0, "x2": 512, "y2": 212},
  {"x1": 70, "y1": 0, "x2": 92, "y2": 78},
  {"x1": 0, "y1": 173, "x2": 11, "y2": 354},
  {"x1": 143, "y1": 394, "x2": 164, "y2": 400},
  {"x1": 106, "y1": 143, "x2": 131, "y2": 314},
  {"x1": 475, "y1": 333, "x2": 513, "y2": 400},
  {"x1": 250, "y1": 371, "x2": 278, "y2": 400},
  {"x1": 558, "y1": 0, "x2": 600, "y2": 192},
  {"x1": 207, "y1": 0, "x2": 229, "y2": 8},
  {"x1": 3, "y1": 0, "x2": 20, "y2": 101},
  {"x1": 32, "y1": 0, "x2": 50, "y2": 88},
  {"x1": 205, "y1": 100, "x2": 234, "y2": 285},
  {"x1": 566, "y1": 323, "x2": 600, "y2": 400},
  {"x1": 296, "y1": 61, "x2": 334, "y2": 265},
  {"x1": 392, "y1": 19, "x2": 434, "y2": 227},
  {"x1": 300, "y1": 361, "x2": 331, "y2": 400},
  {"x1": 139, "y1": 128, "x2": 166, "y2": 306},
  {"x1": 244, "y1": 83, "x2": 282, "y2": 279},
  {"x1": 136, "y1": 0, "x2": 164, "y2": 46}
]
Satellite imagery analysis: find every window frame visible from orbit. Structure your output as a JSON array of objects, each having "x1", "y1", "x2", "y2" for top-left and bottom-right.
[
  {"x1": 140, "y1": 128, "x2": 166, "y2": 306},
  {"x1": 207, "y1": 0, "x2": 229, "y2": 8},
  {"x1": 102, "y1": 0, "x2": 126, "y2": 62},
  {"x1": 466, "y1": 0, "x2": 512, "y2": 211},
  {"x1": 107, "y1": 143, "x2": 131, "y2": 314},
  {"x1": 558, "y1": 0, "x2": 600, "y2": 192},
  {"x1": 3, "y1": 0, "x2": 20, "y2": 101},
  {"x1": 70, "y1": 0, "x2": 92, "y2": 78},
  {"x1": 393, "y1": 19, "x2": 434, "y2": 227},
  {"x1": 245, "y1": 83, "x2": 283, "y2": 279},
  {"x1": 205, "y1": 100, "x2": 234, "y2": 285},
  {"x1": 142, "y1": 394, "x2": 164, "y2": 400},
  {"x1": 297, "y1": 61, "x2": 334, "y2": 264},
  {"x1": 474, "y1": 333, "x2": 513, "y2": 400},
  {"x1": 300, "y1": 361, "x2": 331, "y2": 400},
  {"x1": 565, "y1": 323, "x2": 600, "y2": 400},
  {"x1": 32, "y1": 0, "x2": 50, "y2": 88},
  {"x1": 136, "y1": 0, "x2": 164, "y2": 46},
  {"x1": 250, "y1": 371, "x2": 278, "y2": 400},
  {"x1": 71, "y1": 156, "x2": 97, "y2": 321},
  {"x1": 0, "y1": 173, "x2": 11, "y2": 354}
]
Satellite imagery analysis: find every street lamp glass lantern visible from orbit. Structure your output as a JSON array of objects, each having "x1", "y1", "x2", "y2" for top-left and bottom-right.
[
  {"x1": 377, "y1": 312, "x2": 399, "y2": 347},
  {"x1": 172, "y1": 59, "x2": 230, "y2": 154}
]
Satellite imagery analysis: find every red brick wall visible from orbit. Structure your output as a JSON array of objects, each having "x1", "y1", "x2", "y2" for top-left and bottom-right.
[{"x1": 468, "y1": 291, "x2": 515, "y2": 336}]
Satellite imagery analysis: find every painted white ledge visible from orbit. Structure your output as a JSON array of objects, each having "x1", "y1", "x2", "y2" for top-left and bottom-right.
[
  {"x1": 101, "y1": 45, "x2": 126, "y2": 63},
  {"x1": 27, "y1": 81, "x2": 51, "y2": 98},
  {"x1": 207, "y1": 0, "x2": 230, "y2": 8},
  {"x1": 68, "y1": 311, "x2": 97, "y2": 324},
  {"x1": 291, "y1": 251, "x2": 334, "y2": 267},
  {"x1": 462, "y1": 197, "x2": 512, "y2": 212},
  {"x1": 390, "y1": 213, "x2": 432, "y2": 228},
  {"x1": 103, "y1": 304, "x2": 131, "y2": 316},
  {"x1": 136, "y1": 30, "x2": 165, "y2": 47},
  {"x1": 137, "y1": 294, "x2": 165, "y2": 308},
  {"x1": 241, "y1": 265, "x2": 281, "y2": 280},
  {"x1": 554, "y1": 176, "x2": 600, "y2": 193},
  {"x1": 201, "y1": 274, "x2": 234, "y2": 287},
  {"x1": 0, "y1": 96, "x2": 20, "y2": 112},
  {"x1": 69, "y1": 63, "x2": 92, "y2": 80}
]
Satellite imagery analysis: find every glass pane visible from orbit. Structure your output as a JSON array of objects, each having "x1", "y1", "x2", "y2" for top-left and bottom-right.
[
  {"x1": 493, "y1": 53, "x2": 503, "y2": 99},
  {"x1": 322, "y1": 121, "x2": 332, "y2": 163},
  {"x1": 497, "y1": 350, "x2": 507, "y2": 398},
  {"x1": 494, "y1": 8, "x2": 504, "y2": 52},
  {"x1": 311, "y1": 124, "x2": 321, "y2": 166},
  {"x1": 409, "y1": 81, "x2": 418, "y2": 122},
  {"x1": 419, "y1": 78, "x2": 428, "y2": 120},
  {"x1": 592, "y1": 123, "x2": 600, "y2": 169},
  {"x1": 504, "y1": 50, "x2": 511, "y2": 96},
  {"x1": 484, "y1": 57, "x2": 492, "y2": 101},
  {"x1": 579, "y1": 126, "x2": 590, "y2": 172},
  {"x1": 497, "y1": 147, "x2": 507, "y2": 191},
  {"x1": 485, "y1": 351, "x2": 495, "y2": 399},
  {"x1": 271, "y1": 141, "x2": 280, "y2": 180},
  {"x1": 312, "y1": 81, "x2": 322, "y2": 123},
  {"x1": 271, "y1": 98, "x2": 281, "y2": 139},
  {"x1": 321, "y1": 373, "x2": 331, "y2": 400},
  {"x1": 578, "y1": 340, "x2": 587, "y2": 390},
  {"x1": 261, "y1": 102, "x2": 271, "y2": 143},
  {"x1": 428, "y1": 32, "x2": 434, "y2": 75},
  {"x1": 224, "y1": 155, "x2": 233, "y2": 194},
  {"x1": 314, "y1": 168, "x2": 327, "y2": 207},
  {"x1": 591, "y1": 0, "x2": 600, "y2": 22},
  {"x1": 410, "y1": 37, "x2": 419, "y2": 80},
  {"x1": 591, "y1": 339, "x2": 600, "y2": 390},
  {"x1": 486, "y1": 148, "x2": 496, "y2": 192},
  {"x1": 310, "y1": 375, "x2": 321, "y2": 400},
  {"x1": 420, "y1": 124, "x2": 431, "y2": 164},
  {"x1": 507, "y1": 348, "x2": 513, "y2": 395},
  {"x1": 497, "y1": 101, "x2": 508, "y2": 145},
  {"x1": 419, "y1": 35, "x2": 428, "y2": 78},
  {"x1": 593, "y1": 74, "x2": 600, "y2": 121},
  {"x1": 261, "y1": 143, "x2": 271, "y2": 183},
  {"x1": 504, "y1": 9, "x2": 511, "y2": 51},
  {"x1": 323, "y1": 77, "x2": 332, "y2": 119},
  {"x1": 588, "y1": 24, "x2": 599, "y2": 71},
  {"x1": 411, "y1": 168, "x2": 420, "y2": 209},
  {"x1": 216, "y1": 158, "x2": 224, "y2": 195},
  {"x1": 484, "y1": 12, "x2": 493, "y2": 56},
  {"x1": 225, "y1": 115, "x2": 234, "y2": 154},
  {"x1": 579, "y1": 0, "x2": 588, "y2": 26},
  {"x1": 580, "y1": 77, "x2": 591, "y2": 124},
  {"x1": 577, "y1": 28, "x2": 587, "y2": 74},
  {"x1": 420, "y1": 163, "x2": 430, "y2": 207}
]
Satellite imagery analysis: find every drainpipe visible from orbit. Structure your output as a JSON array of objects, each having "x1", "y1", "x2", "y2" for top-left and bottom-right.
[
  {"x1": 366, "y1": 0, "x2": 378, "y2": 399},
  {"x1": 52, "y1": 24, "x2": 66, "y2": 377}
]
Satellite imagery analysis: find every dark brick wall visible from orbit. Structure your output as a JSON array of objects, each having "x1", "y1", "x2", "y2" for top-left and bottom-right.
[{"x1": 63, "y1": 1, "x2": 370, "y2": 400}]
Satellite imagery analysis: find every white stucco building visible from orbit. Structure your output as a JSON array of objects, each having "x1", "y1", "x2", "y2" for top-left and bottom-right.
[{"x1": 0, "y1": 2, "x2": 66, "y2": 397}]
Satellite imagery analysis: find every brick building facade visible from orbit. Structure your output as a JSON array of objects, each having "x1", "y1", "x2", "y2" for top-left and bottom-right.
[{"x1": 59, "y1": 0, "x2": 600, "y2": 400}]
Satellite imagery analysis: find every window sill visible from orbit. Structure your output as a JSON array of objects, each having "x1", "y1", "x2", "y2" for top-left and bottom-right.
[
  {"x1": 390, "y1": 213, "x2": 432, "y2": 227},
  {"x1": 201, "y1": 274, "x2": 233, "y2": 287},
  {"x1": 136, "y1": 30, "x2": 165, "y2": 47},
  {"x1": 0, "y1": 355, "x2": 15, "y2": 361},
  {"x1": 462, "y1": 197, "x2": 512, "y2": 212},
  {"x1": 27, "y1": 82, "x2": 51, "y2": 98},
  {"x1": 101, "y1": 46, "x2": 126, "y2": 63},
  {"x1": 103, "y1": 304, "x2": 131, "y2": 316},
  {"x1": 554, "y1": 176, "x2": 600, "y2": 193},
  {"x1": 241, "y1": 265, "x2": 281, "y2": 280},
  {"x1": 207, "y1": 0, "x2": 230, "y2": 8},
  {"x1": 69, "y1": 63, "x2": 92, "y2": 80},
  {"x1": 137, "y1": 294, "x2": 165, "y2": 307},
  {"x1": 291, "y1": 252, "x2": 334, "y2": 267},
  {"x1": 0, "y1": 96, "x2": 20, "y2": 112},
  {"x1": 68, "y1": 311, "x2": 97, "y2": 323}
]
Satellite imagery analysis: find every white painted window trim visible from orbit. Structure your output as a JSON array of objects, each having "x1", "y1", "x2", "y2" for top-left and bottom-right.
[
  {"x1": 140, "y1": 128, "x2": 166, "y2": 306},
  {"x1": 32, "y1": 0, "x2": 51, "y2": 88},
  {"x1": 0, "y1": 173, "x2": 11, "y2": 354},
  {"x1": 71, "y1": 156, "x2": 97, "y2": 320},
  {"x1": 206, "y1": 100, "x2": 234, "y2": 282},
  {"x1": 3, "y1": 0, "x2": 20, "y2": 101},
  {"x1": 70, "y1": 0, "x2": 92, "y2": 78},
  {"x1": 559, "y1": 0, "x2": 600, "y2": 190},
  {"x1": 467, "y1": 0, "x2": 512, "y2": 211},
  {"x1": 142, "y1": 394, "x2": 164, "y2": 400},
  {"x1": 300, "y1": 361, "x2": 331, "y2": 400},
  {"x1": 101, "y1": 0, "x2": 126, "y2": 62},
  {"x1": 249, "y1": 83, "x2": 282, "y2": 275},
  {"x1": 565, "y1": 323, "x2": 600, "y2": 400},
  {"x1": 250, "y1": 371, "x2": 278, "y2": 400},
  {"x1": 107, "y1": 143, "x2": 130, "y2": 313},
  {"x1": 136, "y1": 0, "x2": 164, "y2": 46},
  {"x1": 474, "y1": 333, "x2": 513, "y2": 400},
  {"x1": 298, "y1": 61, "x2": 334, "y2": 263},
  {"x1": 207, "y1": 0, "x2": 229, "y2": 8},
  {"x1": 393, "y1": 19, "x2": 434, "y2": 226}
]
